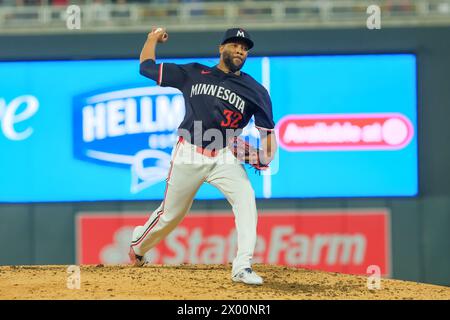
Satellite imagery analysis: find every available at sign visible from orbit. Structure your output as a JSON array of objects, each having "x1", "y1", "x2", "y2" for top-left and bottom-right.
[
  {"x1": 277, "y1": 113, "x2": 414, "y2": 151},
  {"x1": 77, "y1": 210, "x2": 390, "y2": 275}
]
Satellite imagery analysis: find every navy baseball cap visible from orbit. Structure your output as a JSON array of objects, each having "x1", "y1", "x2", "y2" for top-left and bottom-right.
[{"x1": 221, "y1": 28, "x2": 254, "y2": 49}]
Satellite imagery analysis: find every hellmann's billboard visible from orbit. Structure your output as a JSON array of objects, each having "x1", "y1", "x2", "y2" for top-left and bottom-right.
[
  {"x1": 77, "y1": 209, "x2": 390, "y2": 275},
  {"x1": 0, "y1": 55, "x2": 417, "y2": 202}
]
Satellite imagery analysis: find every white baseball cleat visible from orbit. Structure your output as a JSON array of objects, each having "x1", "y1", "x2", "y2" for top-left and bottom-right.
[
  {"x1": 128, "y1": 246, "x2": 145, "y2": 267},
  {"x1": 232, "y1": 268, "x2": 263, "y2": 285}
]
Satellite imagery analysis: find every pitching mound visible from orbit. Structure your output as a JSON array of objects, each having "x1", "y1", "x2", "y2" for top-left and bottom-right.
[{"x1": 0, "y1": 264, "x2": 449, "y2": 300}]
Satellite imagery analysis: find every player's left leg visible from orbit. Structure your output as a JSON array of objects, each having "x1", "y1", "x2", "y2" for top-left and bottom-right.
[{"x1": 205, "y1": 157, "x2": 262, "y2": 285}]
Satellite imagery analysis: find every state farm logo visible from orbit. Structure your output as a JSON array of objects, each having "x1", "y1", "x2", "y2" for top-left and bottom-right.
[
  {"x1": 73, "y1": 86, "x2": 185, "y2": 193},
  {"x1": 276, "y1": 113, "x2": 414, "y2": 151},
  {"x1": 96, "y1": 226, "x2": 365, "y2": 265},
  {"x1": 78, "y1": 211, "x2": 390, "y2": 275}
]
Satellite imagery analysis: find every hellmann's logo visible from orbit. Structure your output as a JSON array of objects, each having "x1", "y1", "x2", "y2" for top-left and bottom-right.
[
  {"x1": 73, "y1": 86, "x2": 185, "y2": 193},
  {"x1": 276, "y1": 113, "x2": 414, "y2": 151}
]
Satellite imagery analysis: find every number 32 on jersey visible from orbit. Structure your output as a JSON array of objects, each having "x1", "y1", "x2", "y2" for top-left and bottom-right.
[{"x1": 221, "y1": 109, "x2": 242, "y2": 129}]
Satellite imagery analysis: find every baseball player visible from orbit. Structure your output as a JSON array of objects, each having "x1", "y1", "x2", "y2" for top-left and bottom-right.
[{"x1": 129, "y1": 27, "x2": 277, "y2": 285}]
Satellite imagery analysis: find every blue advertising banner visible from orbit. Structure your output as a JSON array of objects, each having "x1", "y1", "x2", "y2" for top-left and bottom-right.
[{"x1": 0, "y1": 54, "x2": 417, "y2": 202}]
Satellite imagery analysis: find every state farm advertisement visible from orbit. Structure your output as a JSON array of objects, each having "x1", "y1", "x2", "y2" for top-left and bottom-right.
[{"x1": 76, "y1": 210, "x2": 390, "y2": 275}]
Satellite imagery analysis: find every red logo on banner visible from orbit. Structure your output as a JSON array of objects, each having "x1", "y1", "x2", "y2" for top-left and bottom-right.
[
  {"x1": 77, "y1": 210, "x2": 390, "y2": 276},
  {"x1": 276, "y1": 113, "x2": 414, "y2": 151}
]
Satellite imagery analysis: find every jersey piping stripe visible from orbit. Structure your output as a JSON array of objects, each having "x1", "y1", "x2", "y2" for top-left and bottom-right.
[
  {"x1": 130, "y1": 138, "x2": 182, "y2": 248},
  {"x1": 255, "y1": 125, "x2": 275, "y2": 131},
  {"x1": 130, "y1": 209, "x2": 163, "y2": 245},
  {"x1": 161, "y1": 138, "x2": 182, "y2": 213},
  {"x1": 157, "y1": 63, "x2": 163, "y2": 85}
]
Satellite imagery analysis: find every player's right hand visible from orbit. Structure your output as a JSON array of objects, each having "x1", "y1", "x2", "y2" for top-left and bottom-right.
[{"x1": 148, "y1": 27, "x2": 168, "y2": 43}]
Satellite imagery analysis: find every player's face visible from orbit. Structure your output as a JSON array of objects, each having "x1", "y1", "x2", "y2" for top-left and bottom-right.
[{"x1": 220, "y1": 41, "x2": 249, "y2": 73}]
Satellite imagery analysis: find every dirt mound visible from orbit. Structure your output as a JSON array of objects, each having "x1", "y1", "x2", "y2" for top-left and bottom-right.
[{"x1": 0, "y1": 264, "x2": 449, "y2": 300}]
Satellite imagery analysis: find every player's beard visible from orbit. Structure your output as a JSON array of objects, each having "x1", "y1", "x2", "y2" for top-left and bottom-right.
[{"x1": 223, "y1": 50, "x2": 246, "y2": 73}]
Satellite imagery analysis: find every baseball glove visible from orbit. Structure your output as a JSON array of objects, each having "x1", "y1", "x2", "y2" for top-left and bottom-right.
[{"x1": 228, "y1": 137, "x2": 269, "y2": 171}]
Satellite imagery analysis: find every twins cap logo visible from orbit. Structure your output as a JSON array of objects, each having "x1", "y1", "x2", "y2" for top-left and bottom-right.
[
  {"x1": 276, "y1": 113, "x2": 414, "y2": 151},
  {"x1": 73, "y1": 85, "x2": 185, "y2": 193},
  {"x1": 237, "y1": 30, "x2": 245, "y2": 37}
]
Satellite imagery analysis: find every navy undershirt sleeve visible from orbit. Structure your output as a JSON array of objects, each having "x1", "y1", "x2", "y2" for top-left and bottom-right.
[{"x1": 139, "y1": 59, "x2": 159, "y2": 82}]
